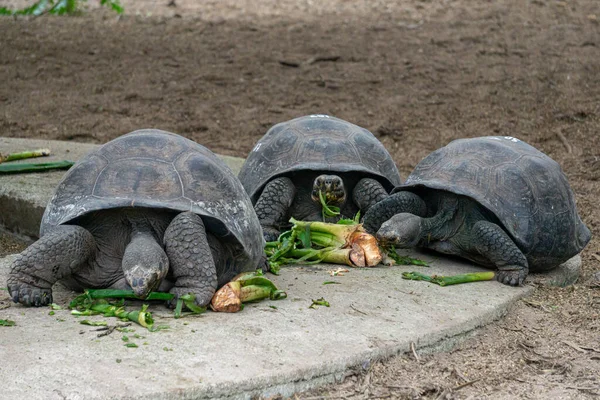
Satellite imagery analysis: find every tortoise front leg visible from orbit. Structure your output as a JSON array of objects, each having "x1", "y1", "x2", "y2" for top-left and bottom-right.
[
  {"x1": 163, "y1": 212, "x2": 217, "y2": 308},
  {"x1": 254, "y1": 177, "x2": 296, "y2": 242},
  {"x1": 7, "y1": 225, "x2": 96, "y2": 306},
  {"x1": 352, "y1": 178, "x2": 389, "y2": 215},
  {"x1": 471, "y1": 221, "x2": 529, "y2": 286}
]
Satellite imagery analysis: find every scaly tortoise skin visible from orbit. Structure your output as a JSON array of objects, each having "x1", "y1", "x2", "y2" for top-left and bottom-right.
[
  {"x1": 364, "y1": 136, "x2": 591, "y2": 286},
  {"x1": 238, "y1": 114, "x2": 403, "y2": 241},
  {"x1": 8, "y1": 129, "x2": 264, "y2": 307}
]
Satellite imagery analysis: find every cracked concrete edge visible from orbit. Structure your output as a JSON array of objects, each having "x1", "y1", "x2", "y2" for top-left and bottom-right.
[{"x1": 135, "y1": 285, "x2": 533, "y2": 400}]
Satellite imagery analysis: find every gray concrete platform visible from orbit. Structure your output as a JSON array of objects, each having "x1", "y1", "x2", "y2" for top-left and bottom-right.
[
  {"x1": 0, "y1": 137, "x2": 577, "y2": 399},
  {"x1": 0, "y1": 253, "x2": 533, "y2": 400}
]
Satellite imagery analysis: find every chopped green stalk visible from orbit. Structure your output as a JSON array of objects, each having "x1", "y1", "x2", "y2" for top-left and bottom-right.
[
  {"x1": 0, "y1": 148, "x2": 50, "y2": 163},
  {"x1": 309, "y1": 297, "x2": 330, "y2": 308},
  {"x1": 307, "y1": 231, "x2": 345, "y2": 248},
  {"x1": 402, "y1": 271, "x2": 496, "y2": 286},
  {"x1": 0, "y1": 160, "x2": 75, "y2": 174},
  {"x1": 211, "y1": 271, "x2": 287, "y2": 312},
  {"x1": 290, "y1": 218, "x2": 361, "y2": 245},
  {"x1": 125, "y1": 343, "x2": 138, "y2": 348},
  {"x1": 240, "y1": 285, "x2": 276, "y2": 302},
  {"x1": 323, "y1": 281, "x2": 341, "y2": 285},
  {"x1": 384, "y1": 246, "x2": 429, "y2": 266},
  {"x1": 0, "y1": 319, "x2": 16, "y2": 326},
  {"x1": 287, "y1": 247, "x2": 354, "y2": 266}
]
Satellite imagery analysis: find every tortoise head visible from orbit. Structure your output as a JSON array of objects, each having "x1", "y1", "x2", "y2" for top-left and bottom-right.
[
  {"x1": 122, "y1": 233, "x2": 169, "y2": 298},
  {"x1": 311, "y1": 174, "x2": 346, "y2": 207},
  {"x1": 376, "y1": 213, "x2": 422, "y2": 248}
]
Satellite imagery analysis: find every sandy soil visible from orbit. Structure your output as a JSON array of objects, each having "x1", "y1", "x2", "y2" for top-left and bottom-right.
[{"x1": 0, "y1": 0, "x2": 599, "y2": 398}]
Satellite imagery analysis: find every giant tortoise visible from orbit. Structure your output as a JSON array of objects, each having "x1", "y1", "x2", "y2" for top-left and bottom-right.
[
  {"x1": 238, "y1": 114, "x2": 403, "y2": 241},
  {"x1": 363, "y1": 136, "x2": 591, "y2": 286},
  {"x1": 7, "y1": 129, "x2": 264, "y2": 307}
]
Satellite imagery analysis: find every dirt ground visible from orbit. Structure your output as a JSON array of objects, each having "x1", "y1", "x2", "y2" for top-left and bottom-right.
[{"x1": 1, "y1": 0, "x2": 599, "y2": 398}]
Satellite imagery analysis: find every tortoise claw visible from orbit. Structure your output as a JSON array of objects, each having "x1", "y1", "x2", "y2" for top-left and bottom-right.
[
  {"x1": 7, "y1": 279, "x2": 53, "y2": 307},
  {"x1": 495, "y1": 267, "x2": 526, "y2": 287}
]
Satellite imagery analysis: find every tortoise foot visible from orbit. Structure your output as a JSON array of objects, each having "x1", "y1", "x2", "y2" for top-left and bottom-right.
[
  {"x1": 7, "y1": 278, "x2": 53, "y2": 307},
  {"x1": 166, "y1": 286, "x2": 214, "y2": 309},
  {"x1": 495, "y1": 267, "x2": 527, "y2": 286},
  {"x1": 262, "y1": 227, "x2": 281, "y2": 243}
]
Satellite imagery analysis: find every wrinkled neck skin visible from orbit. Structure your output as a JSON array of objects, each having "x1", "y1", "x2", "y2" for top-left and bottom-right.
[
  {"x1": 206, "y1": 234, "x2": 236, "y2": 287},
  {"x1": 122, "y1": 218, "x2": 169, "y2": 298}
]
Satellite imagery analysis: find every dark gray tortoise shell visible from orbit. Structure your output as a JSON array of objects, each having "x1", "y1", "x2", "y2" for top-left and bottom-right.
[
  {"x1": 395, "y1": 136, "x2": 591, "y2": 267},
  {"x1": 42, "y1": 128, "x2": 264, "y2": 272},
  {"x1": 238, "y1": 114, "x2": 403, "y2": 203}
]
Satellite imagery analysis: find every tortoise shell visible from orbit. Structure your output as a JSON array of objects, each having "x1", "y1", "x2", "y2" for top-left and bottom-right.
[
  {"x1": 41, "y1": 129, "x2": 264, "y2": 270},
  {"x1": 396, "y1": 136, "x2": 591, "y2": 267},
  {"x1": 239, "y1": 114, "x2": 403, "y2": 202}
]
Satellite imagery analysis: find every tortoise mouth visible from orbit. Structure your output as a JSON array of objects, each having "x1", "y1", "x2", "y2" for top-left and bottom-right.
[{"x1": 311, "y1": 175, "x2": 346, "y2": 206}]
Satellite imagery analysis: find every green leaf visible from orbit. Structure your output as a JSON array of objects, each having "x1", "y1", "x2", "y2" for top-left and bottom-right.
[
  {"x1": 0, "y1": 319, "x2": 16, "y2": 326},
  {"x1": 50, "y1": 303, "x2": 62, "y2": 310},
  {"x1": 100, "y1": 0, "x2": 123, "y2": 13},
  {"x1": 0, "y1": 160, "x2": 74, "y2": 174},
  {"x1": 309, "y1": 297, "x2": 330, "y2": 309},
  {"x1": 319, "y1": 190, "x2": 341, "y2": 220},
  {"x1": 384, "y1": 246, "x2": 429, "y2": 266},
  {"x1": 322, "y1": 281, "x2": 341, "y2": 285},
  {"x1": 121, "y1": 335, "x2": 129, "y2": 342},
  {"x1": 125, "y1": 343, "x2": 138, "y2": 348}
]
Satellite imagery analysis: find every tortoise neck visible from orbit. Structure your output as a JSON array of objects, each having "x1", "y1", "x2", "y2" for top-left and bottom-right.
[{"x1": 420, "y1": 194, "x2": 460, "y2": 242}]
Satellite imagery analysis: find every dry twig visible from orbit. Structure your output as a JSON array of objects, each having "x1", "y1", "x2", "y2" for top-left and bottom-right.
[
  {"x1": 556, "y1": 130, "x2": 573, "y2": 154},
  {"x1": 410, "y1": 342, "x2": 421, "y2": 362}
]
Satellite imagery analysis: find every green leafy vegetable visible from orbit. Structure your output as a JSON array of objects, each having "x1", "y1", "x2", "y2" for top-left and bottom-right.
[
  {"x1": 0, "y1": 319, "x2": 16, "y2": 326},
  {"x1": 309, "y1": 297, "x2": 330, "y2": 309},
  {"x1": 319, "y1": 190, "x2": 341, "y2": 221},
  {"x1": 0, "y1": 0, "x2": 123, "y2": 16},
  {"x1": 384, "y1": 246, "x2": 429, "y2": 266}
]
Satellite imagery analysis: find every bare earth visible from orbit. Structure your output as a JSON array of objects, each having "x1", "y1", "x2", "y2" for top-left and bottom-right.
[{"x1": 0, "y1": 0, "x2": 599, "y2": 398}]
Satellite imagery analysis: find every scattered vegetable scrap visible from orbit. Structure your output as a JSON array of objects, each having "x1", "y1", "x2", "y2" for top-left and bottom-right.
[
  {"x1": 328, "y1": 267, "x2": 350, "y2": 276},
  {"x1": 0, "y1": 319, "x2": 16, "y2": 326},
  {"x1": 384, "y1": 246, "x2": 430, "y2": 267},
  {"x1": 402, "y1": 271, "x2": 495, "y2": 286},
  {"x1": 211, "y1": 270, "x2": 287, "y2": 313},
  {"x1": 0, "y1": 148, "x2": 74, "y2": 174},
  {"x1": 309, "y1": 297, "x2": 330, "y2": 309}
]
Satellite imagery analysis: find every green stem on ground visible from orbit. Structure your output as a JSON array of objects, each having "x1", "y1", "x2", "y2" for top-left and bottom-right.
[
  {"x1": 0, "y1": 149, "x2": 50, "y2": 163},
  {"x1": 0, "y1": 160, "x2": 75, "y2": 174},
  {"x1": 402, "y1": 271, "x2": 496, "y2": 286},
  {"x1": 69, "y1": 289, "x2": 205, "y2": 321}
]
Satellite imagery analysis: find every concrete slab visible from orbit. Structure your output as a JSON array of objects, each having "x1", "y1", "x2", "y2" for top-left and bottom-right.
[
  {"x1": 0, "y1": 252, "x2": 533, "y2": 400},
  {"x1": 0, "y1": 137, "x2": 245, "y2": 238},
  {"x1": 0, "y1": 137, "x2": 579, "y2": 399}
]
